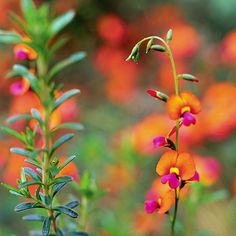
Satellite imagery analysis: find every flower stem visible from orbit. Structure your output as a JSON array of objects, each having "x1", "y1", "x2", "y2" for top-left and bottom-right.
[
  {"x1": 38, "y1": 55, "x2": 58, "y2": 235},
  {"x1": 171, "y1": 188, "x2": 179, "y2": 236}
]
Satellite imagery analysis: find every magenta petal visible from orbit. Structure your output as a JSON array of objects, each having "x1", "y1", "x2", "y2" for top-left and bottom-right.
[
  {"x1": 144, "y1": 200, "x2": 159, "y2": 214},
  {"x1": 168, "y1": 173, "x2": 180, "y2": 189},
  {"x1": 161, "y1": 174, "x2": 171, "y2": 184},
  {"x1": 182, "y1": 112, "x2": 196, "y2": 126},
  {"x1": 10, "y1": 82, "x2": 24, "y2": 96},
  {"x1": 153, "y1": 136, "x2": 166, "y2": 148},
  {"x1": 188, "y1": 171, "x2": 200, "y2": 182},
  {"x1": 15, "y1": 49, "x2": 28, "y2": 60}
]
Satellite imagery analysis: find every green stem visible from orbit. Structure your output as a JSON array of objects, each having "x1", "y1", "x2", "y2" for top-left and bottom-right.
[
  {"x1": 39, "y1": 56, "x2": 58, "y2": 235},
  {"x1": 171, "y1": 188, "x2": 179, "y2": 236},
  {"x1": 80, "y1": 197, "x2": 88, "y2": 231}
]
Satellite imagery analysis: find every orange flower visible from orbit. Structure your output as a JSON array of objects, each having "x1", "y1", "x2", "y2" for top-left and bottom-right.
[
  {"x1": 145, "y1": 178, "x2": 175, "y2": 214},
  {"x1": 14, "y1": 38, "x2": 37, "y2": 61},
  {"x1": 167, "y1": 91, "x2": 201, "y2": 126},
  {"x1": 156, "y1": 150, "x2": 197, "y2": 189}
]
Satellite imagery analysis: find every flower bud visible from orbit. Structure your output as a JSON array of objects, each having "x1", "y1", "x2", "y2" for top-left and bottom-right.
[
  {"x1": 150, "y1": 45, "x2": 166, "y2": 52},
  {"x1": 178, "y1": 73, "x2": 199, "y2": 82},
  {"x1": 126, "y1": 44, "x2": 139, "y2": 62},
  {"x1": 146, "y1": 38, "x2": 154, "y2": 53},
  {"x1": 147, "y1": 89, "x2": 168, "y2": 102},
  {"x1": 166, "y1": 29, "x2": 172, "y2": 43}
]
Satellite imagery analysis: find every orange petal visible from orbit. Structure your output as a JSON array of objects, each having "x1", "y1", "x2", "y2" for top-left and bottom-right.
[
  {"x1": 166, "y1": 94, "x2": 184, "y2": 119},
  {"x1": 176, "y1": 152, "x2": 195, "y2": 180},
  {"x1": 181, "y1": 91, "x2": 201, "y2": 114},
  {"x1": 158, "y1": 190, "x2": 175, "y2": 214},
  {"x1": 156, "y1": 150, "x2": 177, "y2": 176}
]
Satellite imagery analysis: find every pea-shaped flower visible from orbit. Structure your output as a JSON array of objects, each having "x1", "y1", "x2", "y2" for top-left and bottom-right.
[
  {"x1": 166, "y1": 91, "x2": 201, "y2": 126},
  {"x1": 156, "y1": 150, "x2": 197, "y2": 189},
  {"x1": 145, "y1": 190, "x2": 175, "y2": 214}
]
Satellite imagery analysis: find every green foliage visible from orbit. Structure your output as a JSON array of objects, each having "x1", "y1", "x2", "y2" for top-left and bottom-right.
[{"x1": 0, "y1": 0, "x2": 87, "y2": 235}]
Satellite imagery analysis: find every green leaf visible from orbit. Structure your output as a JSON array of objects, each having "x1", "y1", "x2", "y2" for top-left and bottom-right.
[
  {"x1": 54, "y1": 206, "x2": 78, "y2": 218},
  {"x1": 1, "y1": 183, "x2": 21, "y2": 194},
  {"x1": 42, "y1": 217, "x2": 51, "y2": 236},
  {"x1": 23, "y1": 215, "x2": 45, "y2": 221},
  {"x1": 65, "y1": 201, "x2": 80, "y2": 209},
  {"x1": 53, "y1": 89, "x2": 80, "y2": 110},
  {"x1": 6, "y1": 114, "x2": 32, "y2": 124},
  {"x1": 10, "y1": 13, "x2": 26, "y2": 30},
  {"x1": 10, "y1": 147, "x2": 38, "y2": 159},
  {"x1": 50, "y1": 10, "x2": 75, "y2": 36},
  {"x1": 49, "y1": 37, "x2": 69, "y2": 56},
  {"x1": 25, "y1": 159, "x2": 41, "y2": 168},
  {"x1": 58, "y1": 155, "x2": 76, "y2": 172},
  {"x1": 48, "y1": 52, "x2": 86, "y2": 80},
  {"x1": 52, "y1": 182, "x2": 67, "y2": 198},
  {"x1": 31, "y1": 108, "x2": 44, "y2": 125},
  {"x1": 49, "y1": 176, "x2": 72, "y2": 187},
  {"x1": 21, "y1": 0, "x2": 36, "y2": 23},
  {"x1": 55, "y1": 228, "x2": 64, "y2": 236},
  {"x1": 0, "y1": 30, "x2": 22, "y2": 44},
  {"x1": 12, "y1": 65, "x2": 40, "y2": 93},
  {"x1": 20, "y1": 180, "x2": 42, "y2": 188},
  {"x1": 50, "y1": 133, "x2": 74, "y2": 156},
  {"x1": 15, "y1": 202, "x2": 42, "y2": 212},
  {"x1": 9, "y1": 190, "x2": 24, "y2": 197},
  {"x1": 23, "y1": 167, "x2": 41, "y2": 181},
  {"x1": 1, "y1": 126, "x2": 26, "y2": 143},
  {"x1": 52, "y1": 122, "x2": 84, "y2": 132}
]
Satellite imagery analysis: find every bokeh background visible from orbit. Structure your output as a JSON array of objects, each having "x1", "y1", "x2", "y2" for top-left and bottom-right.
[{"x1": 1, "y1": 0, "x2": 236, "y2": 235}]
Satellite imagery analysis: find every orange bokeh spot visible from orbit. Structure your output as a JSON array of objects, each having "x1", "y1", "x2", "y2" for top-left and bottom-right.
[
  {"x1": 131, "y1": 114, "x2": 172, "y2": 155},
  {"x1": 97, "y1": 14, "x2": 127, "y2": 45}
]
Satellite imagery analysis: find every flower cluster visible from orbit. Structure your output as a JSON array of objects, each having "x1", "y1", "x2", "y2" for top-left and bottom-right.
[{"x1": 127, "y1": 29, "x2": 201, "y2": 235}]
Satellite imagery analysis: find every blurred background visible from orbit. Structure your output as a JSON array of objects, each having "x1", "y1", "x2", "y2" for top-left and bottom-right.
[{"x1": 0, "y1": 0, "x2": 236, "y2": 235}]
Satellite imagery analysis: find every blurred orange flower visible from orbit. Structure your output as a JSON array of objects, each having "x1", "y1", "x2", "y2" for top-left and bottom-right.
[
  {"x1": 131, "y1": 114, "x2": 172, "y2": 155},
  {"x1": 221, "y1": 30, "x2": 236, "y2": 64},
  {"x1": 201, "y1": 82, "x2": 236, "y2": 140},
  {"x1": 97, "y1": 14, "x2": 127, "y2": 46},
  {"x1": 194, "y1": 155, "x2": 221, "y2": 186}
]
